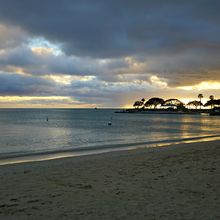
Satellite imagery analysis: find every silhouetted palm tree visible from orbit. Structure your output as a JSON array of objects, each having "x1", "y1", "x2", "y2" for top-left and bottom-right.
[
  {"x1": 163, "y1": 99, "x2": 186, "y2": 111},
  {"x1": 145, "y1": 97, "x2": 165, "y2": 109},
  {"x1": 216, "y1": 99, "x2": 220, "y2": 107},
  {"x1": 141, "y1": 98, "x2": 145, "y2": 108},
  {"x1": 204, "y1": 96, "x2": 220, "y2": 109},
  {"x1": 198, "y1": 94, "x2": 203, "y2": 109},
  {"x1": 133, "y1": 99, "x2": 144, "y2": 109},
  {"x1": 210, "y1": 95, "x2": 214, "y2": 100},
  {"x1": 209, "y1": 95, "x2": 214, "y2": 109},
  {"x1": 164, "y1": 99, "x2": 184, "y2": 107},
  {"x1": 187, "y1": 100, "x2": 202, "y2": 109}
]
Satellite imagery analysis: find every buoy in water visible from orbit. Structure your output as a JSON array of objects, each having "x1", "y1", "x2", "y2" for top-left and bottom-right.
[{"x1": 108, "y1": 121, "x2": 112, "y2": 126}]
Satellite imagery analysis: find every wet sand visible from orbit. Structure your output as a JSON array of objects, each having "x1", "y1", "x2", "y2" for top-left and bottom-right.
[{"x1": 0, "y1": 140, "x2": 219, "y2": 219}]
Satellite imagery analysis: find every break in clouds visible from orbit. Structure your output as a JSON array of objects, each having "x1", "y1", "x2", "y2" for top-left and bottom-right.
[{"x1": 0, "y1": 0, "x2": 220, "y2": 106}]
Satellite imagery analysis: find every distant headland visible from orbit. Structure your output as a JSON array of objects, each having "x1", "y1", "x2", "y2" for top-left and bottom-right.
[{"x1": 116, "y1": 94, "x2": 220, "y2": 115}]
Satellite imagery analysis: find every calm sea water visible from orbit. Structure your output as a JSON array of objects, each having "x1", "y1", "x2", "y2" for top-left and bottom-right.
[{"x1": 0, "y1": 109, "x2": 220, "y2": 159}]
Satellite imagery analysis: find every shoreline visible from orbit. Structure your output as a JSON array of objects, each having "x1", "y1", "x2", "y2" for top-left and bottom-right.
[
  {"x1": 1, "y1": 134, "x2": 220, "y2": 166},
  {"x1": 0, "y1": 139, "x2": 219, "y2": 219}
]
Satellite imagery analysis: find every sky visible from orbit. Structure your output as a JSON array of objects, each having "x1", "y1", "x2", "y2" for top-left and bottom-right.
[{"x1": 0, "y1": 0, "x2": 220, "y2": 108}]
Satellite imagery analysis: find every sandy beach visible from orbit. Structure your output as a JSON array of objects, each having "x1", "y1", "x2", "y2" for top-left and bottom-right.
[{"x1": 0, "y1": 140, "x2": 219, "y2": 220}]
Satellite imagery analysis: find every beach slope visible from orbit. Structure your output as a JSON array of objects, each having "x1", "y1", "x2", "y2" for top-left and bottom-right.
[{"x1": 0, "y1": 141, "x2": 219, "y2": 219}]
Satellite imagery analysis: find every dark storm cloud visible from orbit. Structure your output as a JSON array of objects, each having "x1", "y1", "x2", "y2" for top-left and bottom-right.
[
  {"x1": 0, "y1": 71, "x2": 152, "y2": 106},
  {"x1": 0, "y1": 0, "x2": 220, "y2": 58},
  {"x1": 0, "y1": 72, "x2": 55, "y2": 95},
  {"x1": 0, "y1": 46, "x2": 86, "y2": 75},
  {"x1": 0, "y1": 0, "x2": 220, "y2": 106},
  {"x1": 0, "y1": 44, "x2": 130, "y2": 80}
]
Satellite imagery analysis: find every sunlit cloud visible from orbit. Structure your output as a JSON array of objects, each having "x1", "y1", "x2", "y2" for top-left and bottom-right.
[
  {"x1": 43, "y1": 75, "x2": 75, "y2": 85},
  {"x1": 0, "y1": 23, "x2": 27, "y2": 49},
  {"x1": 0, "y1": 96, "x2": 97, "y2": 108},
  {"x1": 150, "y1": 75, "x2": 168, "y2": 88},
  {"x1": 0, "y1": 1, "x2": 220, "y2": 108},
  {"x1": 31, "y1": 47, "x2": 58, "y2": 56},
  {"x1": 0, "y1": 96, "x2": 72, "y2": 102},
  {"x1": 28, "y1": 38, "x2": 63, "y2": 56},
  {"x1": 43, "y1": 75, "x2": 96, "y2": 85},
  {"x1": 3, "y1": 66, "x2": 29, "y2": 76},
  {"x1": 178, "y1": 81, "x2": 220, "y2": 91}
]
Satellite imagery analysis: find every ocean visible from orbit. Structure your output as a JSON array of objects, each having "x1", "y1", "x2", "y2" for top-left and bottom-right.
[{"x1": 0, "y1": 109, "x2": 220, "y2": 163}]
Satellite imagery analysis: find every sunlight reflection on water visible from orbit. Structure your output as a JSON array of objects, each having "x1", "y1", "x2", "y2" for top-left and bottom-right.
[{"x1": 0, "y1": 109, "x2": 220, "y2": 158}]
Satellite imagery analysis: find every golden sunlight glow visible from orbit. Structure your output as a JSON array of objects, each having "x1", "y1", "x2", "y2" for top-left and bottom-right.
[
  {"x1": 122, "y1": 104, "x2": 133, "y2": 109},
  {"x1": 0, "y1": 96, "x2": 99, "y2": 108},
  {"x1": 150, "y1": 75, "x2": 168, "y2": 88},
  {"x1": 0, "y1": 96, "x2": 72, "y2": 102},
  {"x1": 178, "y1": 81, "x2": 220, "y2": 91},
  {"x1": 0, "y1": 96, "x2": 88, "y2": 108},
  {"x1": 44, "y1": 75, "x2": 96, "y2": 85},
  {"x1": 4, "y1": 66, "x2": 29, "y2": 76},
  {"x1": 180, "y1": 98, "x2": 208, "y2": 105},
  {"x1": 44, "y1": 75, "x2": 74, "y2": 85},
  {"x1": 28, "y1": 37, "x2": 63, "y2": 56},
  {"x1": 79, "y1": 75, "x2": 96, "y2": 81},
  {"x1": 31, "y1": 47, "x2": 58, "y2": 56}
]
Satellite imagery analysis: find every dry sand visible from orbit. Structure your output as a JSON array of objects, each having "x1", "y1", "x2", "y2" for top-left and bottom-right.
[{"x1": 0, "y1": 140, "x2": 219, "y2": 220}]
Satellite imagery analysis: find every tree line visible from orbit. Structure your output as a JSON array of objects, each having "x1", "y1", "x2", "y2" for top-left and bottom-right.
[{"x1": 133, "y1": 94, "x2": 220, "y2": 110}]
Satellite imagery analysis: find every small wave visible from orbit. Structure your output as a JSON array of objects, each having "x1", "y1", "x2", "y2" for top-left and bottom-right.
[{"x1": 1, "y1": 134, "x2": 220, "y2": 166}]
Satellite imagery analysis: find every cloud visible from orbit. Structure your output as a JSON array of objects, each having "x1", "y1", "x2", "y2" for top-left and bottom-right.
[
  {"x1": 0, "y1": 0, "x2": 219, "y2": 57},
  {"x1": 0, "y1": 42, "x2": 130, "y2": 79},
  {"x1": 0, "y1": 71, "x2": 56, "y2": 95},
  {"x1": 0, "y1": 24, "x2": 27, "y2": 50},
  {"x1": 0, "y1": 69, "x2": 159, "y2": 106},
  {"x1": 0, "y1": 1, "x2": 220, "y2": 107}
]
